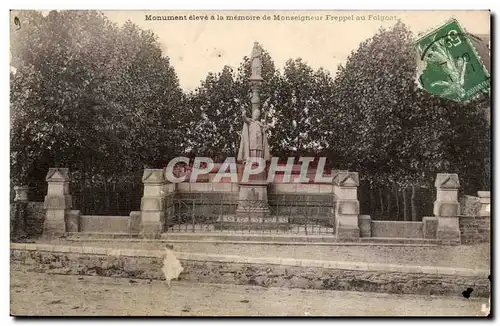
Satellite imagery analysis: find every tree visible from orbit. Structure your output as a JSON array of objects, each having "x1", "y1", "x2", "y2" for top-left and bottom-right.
[
  {"x1": 270, "y1": 60, "x2": 335, "y2": 159},
  {"x1": 322, "y1": 22, "x2": 489, "y2": 219},
  {"x1": 186, "y1": 66, "x2": 240, "y2": 160},
  {"x1": 10, "y1": 10, "x2": 185, "y2": 195},
  {"x1": 326, "y1": 22, "x2": 489, "y2": 191}
]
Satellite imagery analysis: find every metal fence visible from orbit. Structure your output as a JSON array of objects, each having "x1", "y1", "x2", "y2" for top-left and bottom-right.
[
  {"x1": 358, "y1": 184, "x2": 435, "y2": 221},
  {"x1": 165, "y1": 196, "x2": 335, "y2": 235},
  {"x1": 71, "y1": 180, "x2": 143, "y2": 216}
]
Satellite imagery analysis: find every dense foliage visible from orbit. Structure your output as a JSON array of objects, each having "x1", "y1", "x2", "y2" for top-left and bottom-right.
[{"x1": 11, "y1": 10, "x2": 186, "y2": 192}]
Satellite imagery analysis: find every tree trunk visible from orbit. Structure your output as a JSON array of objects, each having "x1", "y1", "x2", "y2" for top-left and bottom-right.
[
  {"x1": 411, "y1": 185, "x2": 418, "y2": 221},
  {"x1": 386, "y1": 187, "x2": 392, "y2": 220},
  {"x1": 378, "y1": 188, "x2": 384, "y2": 219},
  {"x1": 370, "y1": 189, "x2": 375, "y2": 216},
  {"x1": 104, "y1": 181, "x2": 108, "y2": 215},
  {"x1": 394, "y1": 183, "x2": 400, "y2": 220},
  {"x1": 403, "y1": 187, "x2": 408, "y2": 221}
]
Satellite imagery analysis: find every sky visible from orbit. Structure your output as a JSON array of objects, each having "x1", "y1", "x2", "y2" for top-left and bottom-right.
[{"x1": 104, "y1": 10, "x2": 490, "y2": 91}]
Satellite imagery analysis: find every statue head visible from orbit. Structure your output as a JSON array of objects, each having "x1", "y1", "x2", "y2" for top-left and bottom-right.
[
  {"x1": 252, "y1": 108, "x2": 261, "y2": 120},
  {"x1": 251, "y1": 42, "x2": 262, "y2": 57}
]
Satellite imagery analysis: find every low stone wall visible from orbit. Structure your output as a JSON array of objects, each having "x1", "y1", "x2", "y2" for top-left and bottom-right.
[
  {"x1": 269, "y1": 193, "x2": 334, "y2": 225},
  {"x1": 10, "y1": 243, "x2": 490, "y2": 297},
  {"x1": 371, "y1": 221, "x2": 423, "y2": 239},
  {"x1": 269, "y1": 183, "x2": 333, "y2": 194},
  {"x1": 10, "y1": 202, "x2": 45, "y2": 237},
  {"x1": 79, "y1": 215, "x2": 130, "y2": 233},
  {"x1": 459, "y1": 216, "x2": 490, "y2": 245},
  {"x1": 177, "y1": 182, "x2": 239, "y2": 193}
]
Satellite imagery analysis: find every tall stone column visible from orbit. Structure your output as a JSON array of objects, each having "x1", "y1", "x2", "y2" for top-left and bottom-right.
[
  {"x1": 333, "y1": 171, "x2": 360, "y2": 241},
  {"x1": 43, "y1": 168, "x2": 72, "y2": 236},
  {"x1": 140, "y1": 169, "x2": 167, "y2": 238},
  {"x1": 477, "y1": 191, "x2": 491, "y2": 217},
  {"x1": 433, "y1": 173, "x2": 461, "y2": 245}
]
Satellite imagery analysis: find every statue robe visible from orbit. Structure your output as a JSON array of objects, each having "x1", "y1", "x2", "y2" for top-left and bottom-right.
[{"x1": 237, "y1": 119, "x2": 270, "y2": 162}]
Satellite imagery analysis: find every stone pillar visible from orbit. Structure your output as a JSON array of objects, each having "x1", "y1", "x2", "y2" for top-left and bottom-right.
[
  {"x1": 477, "y1": 191, "x2": 491, "y2": 217},
  {"x1": 333, "y1": 171, "x2": 360, "y2": 241},
  {"x1": 358, "y1": 215, "x2": 371, "y2": 237},
  {"x1": 12, "y1": 186, "x2": 29, "y2": 239},
  {"x1": 422, "y1": 216, "x2": 438, "y2": 239},
  {"x1": 43, "y1": 168, "x2": 72, "y2": 236},
  {"x1": 140, "y1": 169, "x2": 168, "y2": 238},
  {"x1": 433, "y1": 173, "x2": 461, "y2": 245}
]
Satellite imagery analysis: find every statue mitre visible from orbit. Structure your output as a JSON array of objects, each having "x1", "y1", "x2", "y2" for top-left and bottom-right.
[{"x1": 251, "y1": 42, "x2": 262, "y2": 59}]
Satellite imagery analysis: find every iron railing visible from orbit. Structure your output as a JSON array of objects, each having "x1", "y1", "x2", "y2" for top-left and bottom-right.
[
  {"x1": 165, "y1": 196, "x2": 335, "y2": 235},
  {"x1": 71, "y1": 182, "x2": 142, "y2": 216}
]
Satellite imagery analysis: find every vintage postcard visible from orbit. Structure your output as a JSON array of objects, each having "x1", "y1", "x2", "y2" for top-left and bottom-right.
[{"x1": 9, "y1": 10, "x2": 491, "y2": 317}]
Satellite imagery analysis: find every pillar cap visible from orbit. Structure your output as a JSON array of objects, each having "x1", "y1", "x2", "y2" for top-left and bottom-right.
[
  {"x1": 434, "y1": 173, "x2": 460, "y2": 189},
  {"x1": 332, "y1": 171, "x2": 359, "y2": 187},
  {"x1": 45, "y1": 168, "x2": 70, "y2": 182},
  {"x1": 142, "y1": 169, "x2": 166, "y2": 184},
  {"x1": 477, "y1": 191, "x2": 490, "y2": 198}
]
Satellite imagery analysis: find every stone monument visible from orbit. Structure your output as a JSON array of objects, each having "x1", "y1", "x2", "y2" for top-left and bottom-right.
[{"x1": 235, "y1": 42, "x2": 271, "y2": 218}]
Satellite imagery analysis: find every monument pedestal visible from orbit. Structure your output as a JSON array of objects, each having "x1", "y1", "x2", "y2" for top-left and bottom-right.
[
  {"x1": 235, "y1": 180, "x2": 271, "y2": 218},
  {"x1": 217, "y1": 165, "x2": 289, "y2": 231}
]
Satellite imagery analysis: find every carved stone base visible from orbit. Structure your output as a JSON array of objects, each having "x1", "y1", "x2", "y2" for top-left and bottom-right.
[
  {"x1": 43, "y1": 209, "x2": 67, "y2": 236},
  {"x1": 140, "y1": 222, "x2": 163, "y2": 239},
  {"x1": 336, "y1": 225, "x2": 360, "y2": 242},
  {"x1": 235, "y1": 181, "x2": 270, "y2": 218},
  {"x1": 422, "y1": 216, "x2": 438, "y2": 239},
  {"x1": 437, "y1": 228, "x2": 461, "y2": 245}
]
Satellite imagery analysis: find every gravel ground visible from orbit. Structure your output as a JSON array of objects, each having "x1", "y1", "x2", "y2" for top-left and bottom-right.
[
  {"x1": 10, "y1": 264, "x2": 488, "y2": 317},
  {"x1": 32, "y1": 239, "x2": 490, "y2": 269}
]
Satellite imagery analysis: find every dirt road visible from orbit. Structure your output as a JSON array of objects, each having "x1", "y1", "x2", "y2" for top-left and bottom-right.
[{"x1": 10, "y1": 264, "x2": 488, "y2": 317}]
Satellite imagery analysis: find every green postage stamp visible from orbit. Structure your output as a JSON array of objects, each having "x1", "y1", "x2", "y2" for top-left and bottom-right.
[{"x1": 415, "y1": 18, "x2": 490, "y2": 102}]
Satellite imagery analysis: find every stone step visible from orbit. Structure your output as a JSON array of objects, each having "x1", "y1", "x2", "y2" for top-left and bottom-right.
[
  {"x1": 160, "y1": 232, "x2": 338, "y2": 243},
  {"x1": 159, "y1": 233, "x2": 438, "y2": 246},
  {"x1": 66, "y1": 232, "x2": 138, "y2": 239},
  {"x1": 215, "y1": 222, "x2": 294, "y2": 231},
  {"x1": 360, "y1": 237, "x2": 439, "y2": 245},
  {"x1": 64, "y1": 232, "x2": 438, "y2": 246}
]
